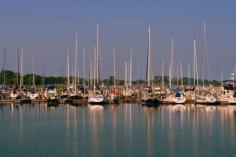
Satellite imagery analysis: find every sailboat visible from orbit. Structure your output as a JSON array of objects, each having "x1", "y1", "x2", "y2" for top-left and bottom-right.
[
  {"x1": 88, "y1": 50, "x2": 108, "y2": 104},
  {"x1": 45, "y1": 84, "x2": 59, "y2": 106},
  {"x1": 217, "y1": 69, "x2": 236, "y2": 104},
  {"x1": 141, "y1": 26, "x2": 160, "y2": 106},
  {"x1": 162, "y1": 35, "x2": 186, "y2": 104},
  {"x1": 122, "y1": 49, "x2": 135, "y2": 98},
  {"x1": 67, "y1": 33, "x2": 85, "y2": 105},
  {"x1": 27, "y1": 50, "x2": 39, "y2": 102},
  {"x1": 195, "y1": 21, "x2": 217, "y2": 104},
  {"x1": 109, "y1": 48, "x2": 120, "y2": 104},
  {"x1": 88, "y1": 24, "x2": 108, "y2": 105},
  {"x1": 11, "y1": 47, "x2": 31, "y2": 104},
  {"x1": 10, "y1": 45, "x2": 21, "y2": 100},
  {"x1": 195, "y1": 93, "x2": 217, "y2": 104}
]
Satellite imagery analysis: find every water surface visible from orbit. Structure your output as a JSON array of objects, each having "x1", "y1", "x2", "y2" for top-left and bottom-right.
[{"x1": 0, "y1": 104, "x2": 235, "y2": 157}]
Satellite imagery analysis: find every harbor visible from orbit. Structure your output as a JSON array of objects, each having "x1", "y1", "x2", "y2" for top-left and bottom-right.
[
  {"x1": 0, "y1": 24, "x2": 235, "y2": 107},
  {"x1": 1, "y1": 1, "x2": 236, "y2": 157}
]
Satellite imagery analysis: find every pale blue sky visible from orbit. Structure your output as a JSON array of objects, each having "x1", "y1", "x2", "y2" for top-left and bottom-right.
[{"x1": 0, "y1": 0, "x2": 236, "y2": 80}]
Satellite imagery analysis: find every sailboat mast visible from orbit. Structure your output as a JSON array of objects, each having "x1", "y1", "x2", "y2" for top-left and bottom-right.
[
  {"x1": 137, "y1": 62, "x2": 140, "y2": 87},
  {"x1": 177, "y1": 63, "x2": 179, "y2": 87},
  {"x1": 203, "y1": 21, "x2": 206, "y2": 88},
  {"x1": 180, "y1": 62, "x2": 183, "y2": 87},
  {"x1": 125, "y1": 61, "x2": 127, "y2": 86},
  {"x1": 32, "y1": 49, "x2": 35, "y2": 87},
  {"x1": 93, "y1": 46, "x2": 96, "y2": 92},
  {"x1": 193, "y1": 37, "x2": 196, "y2": 87},
  {"x1": 193, "y1": 37, "x2": 198, "y2": 88},
  {"x1": 74, "y1": 32, "x2": 78, "y2": 93},
  {"x1": 67, "y1": 48, "x2": 70, "y2": 87},
  {"x1": 162, "y1": 59, "x2": 164, "y2": 88},
  {"x1": 196, "y1": 53, "x2": 199, "y2": 89},
  {"x1": 3, "y1": 46, "x2": 6, "y2": 87},
  {"x1": 188, "y1": 64, "x2": 191, "y2": 86},
  {"x1": 20, "y1": 48, "x2": 23, "y2": 90},
  {"x1": 146, "y1": 26, "x2": 151, "y2": 87},
  {"x1": 127, "y1": 62, "x2": 130, "y2": 86},
  {"x1": 83, "y1": 47, "x2": 86, "y2": 88},
  {"x1": 113, "y1": 48, "x2": 116, "y2": 87},
  {"x1": 169, "y1": 35, "x2": 175, "y2": 90},
  {"x1": 89, "y1": 58, "x2": 92, "y2": 88},
  {"x1": 16, "y1": 44, "x2": 20, "y2": 86},
  {"x1": 130, "y1": 48, "x2": 133, "y2": 87},
  {"x1": 96, "y1": 24, "x2": 99, "y2": 84}
]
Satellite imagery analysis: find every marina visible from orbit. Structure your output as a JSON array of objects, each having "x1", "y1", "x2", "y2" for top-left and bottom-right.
[
  {"x1": 0, "y1": 24, "x2": 235, "y2": 107},
  {"x1": 1, "y1": 1, "x2": 236, "y2": 157}
]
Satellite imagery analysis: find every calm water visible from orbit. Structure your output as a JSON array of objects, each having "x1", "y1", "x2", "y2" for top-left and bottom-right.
[{"x1": 0, "y1": 103, "x2": 235, "y2": 157}]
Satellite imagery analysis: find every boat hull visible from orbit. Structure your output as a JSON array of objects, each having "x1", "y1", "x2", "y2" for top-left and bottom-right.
[{"x1": 141, "y1": 98, "x2": 160, "y2": 106}]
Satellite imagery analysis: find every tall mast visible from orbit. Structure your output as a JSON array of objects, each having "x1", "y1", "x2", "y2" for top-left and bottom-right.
[
  {"x1": 83, "y1": 47, "x2": 86, "y2": 88},
  {"x1": 20, "y1": 48, "x2": 23, "y2": 90},
  {"x1": 125, "y1": 61, "x2": 127, "y2": 86},
  {"x1": 32, "y1": 49, "x2": 35, "y2": 88},
  {"x1": 89, "y1": 58, "x2": 92, "y2": 88},
  {"x1": 169, "y1": 35, "x2": 175, "y2": 90},
  {"x1": 177, "y1": 63, "x2": 179, "y2": 87},
  {"x1": 127, "y1": 62, "x2": 130, "y2": 86},
  {"x1": 188, "y1": 64, "x2": 191, "y2": 86},
  {"x1": 3, "y1": 46, "x2": 6, "y2": 87},
  {"x1": 146, "y1": 26, "x2": 151, "y2": 87},
  {"x1": 16, "y1": 43, "x2": 20, "y2": 86},
  {"x1": 67, "y1": 48, "x2": 70, "y2": 87},
  {"x1": 137, "y1": 62, "x2": 140, "y2": 87},
  {"x1": 193, "y1": 37, "x2": 196, "y2": 87},
  {"x1": 113, "y1": 48, "x2": 116, "y2": 87},
  {"x1": 93, "y1": 46, "x2": 96, "y2": 92},
  {"x1": 233, "y1": 64, "x2": 236, "y2": 87},
  {"x1": 202, "y1": 21, "x2": 206, "y2": 88},
  {"x1": 74, "y1": 32, "x2": 78, "y2": 93},
  {"x1": 193, "y1": 37, "x2": 199, "y2": 88},
  {"x1": 180, "y1": 62, "x2": 183, "y2": 87},
  {"x1": 130, "y1": 48, "x2": 133, "y2": 87},
  {"x1": 202, "y1": 20, "x2": 211, "y2": 87},
  {"x1": 162, "y1": 59, "x2": 164, "y2": 88},
  {"x1": 96, "y1": 24, "x2": 99, "y2": 84}
]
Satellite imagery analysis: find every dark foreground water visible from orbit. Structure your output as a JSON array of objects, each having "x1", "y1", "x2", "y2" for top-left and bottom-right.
[{"x1": 0, "y1": 103, "x2": 235, "y2": 157}]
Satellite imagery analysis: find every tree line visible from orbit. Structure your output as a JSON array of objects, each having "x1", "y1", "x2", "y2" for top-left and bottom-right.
[{"x1": 0, "y1": 70, "x2": 220, "y2": 87}]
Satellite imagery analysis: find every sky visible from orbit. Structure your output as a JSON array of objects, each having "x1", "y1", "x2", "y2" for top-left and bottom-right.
[{"x1": 0, "y1": 0, "x2": 236, "y2": 80}]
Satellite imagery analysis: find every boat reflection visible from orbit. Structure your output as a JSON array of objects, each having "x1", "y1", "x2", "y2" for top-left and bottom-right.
[
  {"x1": 88, "y1": 104, "x2": 104, "y2": 111},
  {"x1": 45, "y1": 103, "x2": 59, "y2": 112},
  {"x1": 143, "y1": 106, "x2": 157, "y2": 157},
  {"x1": 88, "y1": 104, "x2": 104, "y2": 157}
]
